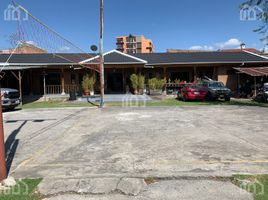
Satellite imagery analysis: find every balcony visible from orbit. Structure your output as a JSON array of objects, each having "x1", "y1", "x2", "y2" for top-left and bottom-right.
[{"x1": 116, "y1": 40, "x2": 124, "y2": 45}]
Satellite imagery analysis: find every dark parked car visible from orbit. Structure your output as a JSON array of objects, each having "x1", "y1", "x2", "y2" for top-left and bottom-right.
[
  {"x1": 203, "y1": 80, "x2": 232, "y2": 101},
  {"x1": 254, "y1": 83, "x2": 268, "y2": 103},
  {"x1": 1, "y1": 88, "x2": 21, "y2": 110},
  {"x1": 178, "y1": 84, "x2": 207, "y2": 101}
]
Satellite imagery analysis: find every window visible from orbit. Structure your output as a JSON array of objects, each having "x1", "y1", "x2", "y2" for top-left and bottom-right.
[{"x1": 46, "y1": 73, "x2": 60, "y2": 85}]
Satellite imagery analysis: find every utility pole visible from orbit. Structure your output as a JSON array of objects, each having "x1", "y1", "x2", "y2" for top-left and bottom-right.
[
  {"x1": 99, "y1": 0, "x2": 104, "y2": 108},
  {"x1": 0, "y1": 92, "x2": 7, "y2": 181}
]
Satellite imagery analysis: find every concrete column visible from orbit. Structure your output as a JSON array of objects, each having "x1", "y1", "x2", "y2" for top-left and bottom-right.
[{"x1": 61, "y1": 68, "x2": 65, "y2": 95}]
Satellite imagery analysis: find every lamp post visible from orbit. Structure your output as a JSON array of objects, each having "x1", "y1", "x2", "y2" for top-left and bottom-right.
[{"x1": 99, "y1": 0, "x2": 104, "y2": 108}]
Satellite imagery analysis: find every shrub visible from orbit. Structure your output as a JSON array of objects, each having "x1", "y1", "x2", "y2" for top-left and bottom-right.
[
  {"x1": 148, "y1": 78, "x2": 165, "y2": 90},
  {"x1": 130, "y1": 74, "x2": 138, "y2": 91},
  {"x1": 156, "y1": 79, "x2": 165, "y2": 90},
  {"x1": 148, "y1": 78, "x2": 157, "y2": 90},
  {"x1": 82, "y1": 74, "x2": 95, "y2": 91},
  {"x1": 138, "y1": 75, "x2": 145, "y2": 91}
]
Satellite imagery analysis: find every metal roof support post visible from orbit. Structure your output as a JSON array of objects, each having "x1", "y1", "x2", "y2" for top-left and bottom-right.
[
  {"x1": 254, "y1": 76, "x2": 257, "y2": 97},
  {"x1": 43, "y1": 70, "x2": 47, "y2": 101},
  {"x1": 18, "y1": 71, "x2": 22, "y2": 106},
  {"x1": 0, "y1": 93, "x2": 7, "y2": 181}
]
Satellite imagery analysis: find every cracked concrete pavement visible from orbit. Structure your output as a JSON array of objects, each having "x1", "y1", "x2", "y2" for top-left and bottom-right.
[{"x1": 3, "y1": 106, "x2": 268, "y2": 199}]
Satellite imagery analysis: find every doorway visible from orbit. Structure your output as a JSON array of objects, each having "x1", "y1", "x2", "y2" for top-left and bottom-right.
[{"x1": 107, "y1": 72, "x2": 123, "y2": 93}]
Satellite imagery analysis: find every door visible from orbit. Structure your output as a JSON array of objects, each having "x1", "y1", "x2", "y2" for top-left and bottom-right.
[{"x1": 107, "y1": 72, "x2": 123, "y2": 94}]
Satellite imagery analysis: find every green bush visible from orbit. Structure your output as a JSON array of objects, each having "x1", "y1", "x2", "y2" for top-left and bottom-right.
[
  {"x1": 130, "y1": 74, "x2": 138, "y2": 91},
  {"x1": 148, "y1": 78, "x2": 165, "y2": 90},
  {"x1": 82, "y1": 74, "x2": 95, "y2": 91},
  {"x1": 148, "y1": 78, "x2": 157, "y2": 90},
  {"x1": 138, "y1": 75, "x2": 145, "y2": 91},
  {"x1": 156, "y1": 79, "x2": 165, "y2": 90}
]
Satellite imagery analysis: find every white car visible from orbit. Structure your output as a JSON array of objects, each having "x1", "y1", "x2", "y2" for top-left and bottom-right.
[
  {"x1": 264, "y1": 83, "x2": 268, "y2": 95},
  {"x1": 1, "y1": 88, "x2": 21, "y2": 110}
]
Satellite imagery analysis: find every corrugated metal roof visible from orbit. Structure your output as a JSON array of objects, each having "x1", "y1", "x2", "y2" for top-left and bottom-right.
[
  {"x1": 0, "y1": 51, "x2": 267, "y2": 67},
  {"x1": 132, "y1": 51, "x2": 268, "y2": 65},
  {"x1": 234, "y1": 67, "x2": 268, "y2": 76},
  {"x1": 0, "y1": 53, "x2": 94, "y2": 65}
]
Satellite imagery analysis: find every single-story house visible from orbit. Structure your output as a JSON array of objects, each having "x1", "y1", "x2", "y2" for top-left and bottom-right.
[{"x1": 0, "y1": 49, "x2": 268, "y2": 97}]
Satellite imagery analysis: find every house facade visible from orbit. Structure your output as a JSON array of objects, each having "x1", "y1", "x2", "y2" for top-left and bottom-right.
[{"x1": 0, "y1": 50, "x2": 268, "y2": 98}]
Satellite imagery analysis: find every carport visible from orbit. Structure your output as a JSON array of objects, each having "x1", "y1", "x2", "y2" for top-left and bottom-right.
[
  {"x1": 234, "y1": 67, "x2": 268, "y2": 96},
  {"x1": 0, "y1": 65, "x2": 47, "y2": 104}
]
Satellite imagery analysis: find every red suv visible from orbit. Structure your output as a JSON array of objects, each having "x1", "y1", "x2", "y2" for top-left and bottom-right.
[{"x1": 178, "y1": 84, "x2": 207, "y2": 101}]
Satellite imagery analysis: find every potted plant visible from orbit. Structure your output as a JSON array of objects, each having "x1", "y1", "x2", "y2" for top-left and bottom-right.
[
  {"x1": 148, "y1": 78, "x2": 165, "y2": 95},
  {"x1": 130, "y1": 74, "x2": 138, "y2": 94},
  {"x1": 88, "y1": 74, "x2": 96, "y2": 96},
  {"x1": 138, "y1": 75, "x2": 145, "y2": 95},
  {"x1": 82, "y1": 75, "x2": 90, "y2": 96},
  {"x1": 82, "y1": 74, "x2": 96, "y2": 96}
]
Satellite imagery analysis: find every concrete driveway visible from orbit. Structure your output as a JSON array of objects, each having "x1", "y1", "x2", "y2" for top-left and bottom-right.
[{"x1": 3, "y1": 106, "x2": 268, "y2": 199}]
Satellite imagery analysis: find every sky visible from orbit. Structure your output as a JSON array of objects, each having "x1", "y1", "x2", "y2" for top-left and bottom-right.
[{"x1": 0, "y1": 0, "x2": 266, "y2": 53}]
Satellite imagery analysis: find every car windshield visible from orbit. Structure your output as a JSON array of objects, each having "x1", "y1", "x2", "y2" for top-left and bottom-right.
[
  {"x1": 264, "y1": 86, "x2": 268, "y2": 92},
  {"x1": 208, "y1": 82, "x2": 224, "y2": 88}
]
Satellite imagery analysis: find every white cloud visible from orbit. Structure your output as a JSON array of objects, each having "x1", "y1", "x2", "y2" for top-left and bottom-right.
[
  {"x1": 25, "y1": 40, "x2": 38, "y2": 46},
  {"x1": 59, "y1": 46, "x2": 71, "y2": 52},
  {"x1": 189, "y1": 38, "x2": 242, "y2": 51},
  {"x1": 189, "y1": 45, "x2": 214, "y2": 51},
  {"x1": 215, "y1": 38, "x2": 241, "y2": 49}
]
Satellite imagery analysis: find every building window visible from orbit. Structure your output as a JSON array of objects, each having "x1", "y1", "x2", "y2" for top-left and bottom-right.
[{"x1": 46, "y1": 73, "x2": 60, "y2": 85}]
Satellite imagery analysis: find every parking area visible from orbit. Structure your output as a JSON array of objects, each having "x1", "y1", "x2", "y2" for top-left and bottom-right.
[{"x1": 3, "y1": 105, "x2": 268, "y2": 180}]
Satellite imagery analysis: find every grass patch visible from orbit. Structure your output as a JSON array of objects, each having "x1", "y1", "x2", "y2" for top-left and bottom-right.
[
  {"x1": 19, "y1": 98, "x2": 268, "y2": 109},
  {"x1": 21, "y1": 101, "x2": 96, "y2": 109},
  {"x1": 108, "y1": 98, "x2": 268, "y2": 107},
  {"x1": 232, "y1": 175, "x2": 268, "y2": 200},
  {"x1": 107, "y1": 98, "x2": 222, "y2": 107},
  {"x1": 0, "y1": 178, "x2": 42, "y2": 200}
]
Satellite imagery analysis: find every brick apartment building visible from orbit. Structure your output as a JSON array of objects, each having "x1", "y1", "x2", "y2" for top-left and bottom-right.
[
  {"x1": 0, "y1": 43, "x2": 47, "y2": 54},
  {"x1": 116, "y1": 34, "x2": 154, "y2": 54}
]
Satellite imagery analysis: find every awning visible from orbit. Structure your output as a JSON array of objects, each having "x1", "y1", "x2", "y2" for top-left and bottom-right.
[{"x1": 234, "y1": 67, "x2": 268, "y2": 77}]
